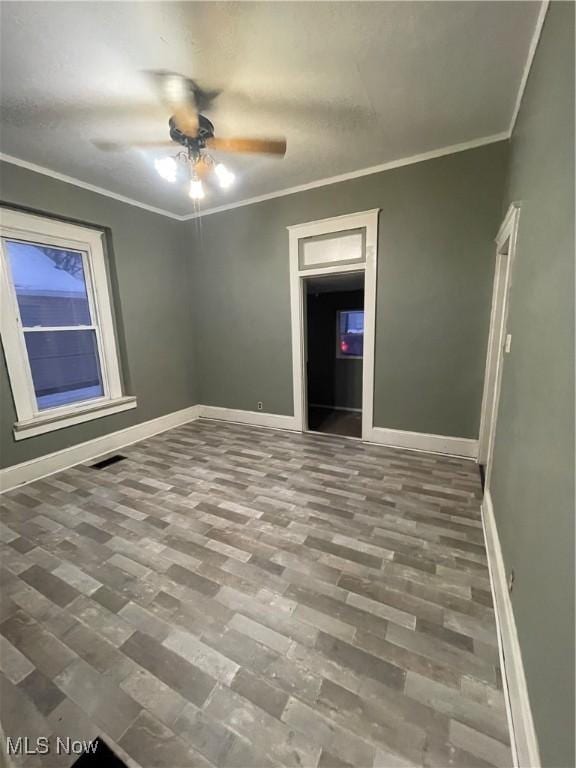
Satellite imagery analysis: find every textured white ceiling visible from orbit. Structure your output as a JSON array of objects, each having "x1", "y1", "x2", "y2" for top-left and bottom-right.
[{"x1": 0, "y1": 1, "x2": 541, "y2": 217}]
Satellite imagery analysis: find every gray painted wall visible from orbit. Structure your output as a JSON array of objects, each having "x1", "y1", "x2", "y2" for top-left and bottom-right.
[
  {"x1": 187, "y1": 142, "x2": 508, "y2": 438},
  {"x1": 491, "y1": 4, "x2": 575, "y2": 766},
  {"x1": 306, "y1": 290, "x2": 364, "y2": 411},
  {"x1": 1, "y1": 143, "x2": 507, "y2": 468},
  {"x1": 0, "y1": 162, "x2": 198, "y2": 469}
]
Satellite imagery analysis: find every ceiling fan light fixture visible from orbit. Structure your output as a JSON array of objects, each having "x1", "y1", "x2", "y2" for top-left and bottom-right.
[
  {"x1": 214, "y1": 163, "x2": 235, "y2": 189},
  {"x1": 92, "y1": 72, "x2": 287, "y2": 205},
  {"x1": 154, "y1": 156, "x2": 177, "y2": 182},
  {"x1": 189, "y1": 177, "x2": 205, "y2": 200}
]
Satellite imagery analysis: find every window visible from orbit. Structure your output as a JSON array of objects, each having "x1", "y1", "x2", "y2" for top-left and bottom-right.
[
  {"x1": 337, "y1": 309, "x2": 364, "y2": 358},
  {"x1": 299, "y1": 228, "x2": 365, "y2": 270},
  {"x1": 1, "y1": 209, "x2": 136, "y2": 439}
]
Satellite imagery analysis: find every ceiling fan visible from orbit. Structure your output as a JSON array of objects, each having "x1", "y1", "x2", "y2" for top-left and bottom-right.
[{"x1": 94, "y1": 71, "x2": 287, "y2": 200}]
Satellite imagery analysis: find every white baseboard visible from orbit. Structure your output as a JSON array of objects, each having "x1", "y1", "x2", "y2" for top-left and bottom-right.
[
  {"x1": 198, "y1": 405, "x2": 299, "y2": 432},
  {"x1": 0, "y1": 405, "x2": 200, "y2": 492},
  {"x1": 481, "y1": 490, "x2": 541, "y2": 768},
  {"x1": 367, "y1": 426, "x2": 478, "y2": 459},
  {"x1": 1, "y1": 405, "x2": 477, "y2": 492}
]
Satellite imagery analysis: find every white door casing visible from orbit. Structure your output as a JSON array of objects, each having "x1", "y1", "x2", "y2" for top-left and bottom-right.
[
  {"x1": 478, "y1": 203, "x2": 521, "y2": 486},
  {"x1": 288, "y1": 209, "x2": 379, "y2": 440}
]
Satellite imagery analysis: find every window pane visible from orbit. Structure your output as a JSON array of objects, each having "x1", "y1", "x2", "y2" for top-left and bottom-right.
[
  {"x1": 341, "y1": 310, "x2": 364, "y2": 335},
  {"x1": 300, "y1": 230, "x2": 364, "y2": 269},
  {"x1": 338, "y1": 310, "x2": 364, "y2": 357},
  {"x1": 5, "y1": 240, "x2": 91, "y2": 327},
  {"x1": 24, "y1": 330, "x2": 104, "y2": 410}
]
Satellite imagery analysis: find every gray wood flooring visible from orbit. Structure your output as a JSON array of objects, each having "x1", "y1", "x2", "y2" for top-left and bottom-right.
[{"x1": 0, "y1": 419, "x2": 511, "y2": 767}]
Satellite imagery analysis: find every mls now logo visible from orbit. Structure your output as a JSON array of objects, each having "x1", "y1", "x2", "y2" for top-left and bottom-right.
[
  {"x1": 5, "y1": 737, "x2": 98, "y2": 756},
  {"x1": 6, "y1": 738, "x2": 50, "y2": 756},
  {"x1": 56, "y1": 738, "x2": 99, "y2": 755}
]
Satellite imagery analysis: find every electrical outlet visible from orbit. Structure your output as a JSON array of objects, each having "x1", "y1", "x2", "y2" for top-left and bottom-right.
[
  {"x1": 507, "y1": 569, "x2": 515, "y2": 594},
  {"x1": 257, "y1": 401, "x2": 263, "y2": 411}
]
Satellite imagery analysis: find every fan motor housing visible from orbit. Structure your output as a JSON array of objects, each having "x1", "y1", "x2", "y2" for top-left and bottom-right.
[{"x1": 169, "y1": 115, "x2": 214, "y2": 150}]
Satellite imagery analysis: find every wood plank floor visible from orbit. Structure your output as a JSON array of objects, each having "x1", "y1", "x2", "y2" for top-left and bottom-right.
[{"x1": 0, "y1": 419, "x2": 511, "y2": 768}]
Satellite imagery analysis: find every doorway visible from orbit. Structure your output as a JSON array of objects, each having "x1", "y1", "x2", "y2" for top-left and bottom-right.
[
  {"x1": 288, "y1": 209, "x2": 379, "y2": 441},
  {"x1": 305, "y1": 272, "x2": 364, "y2": 438},
  {"x1": 478, "y1": 204, "x2": 520, "y2": 488}
]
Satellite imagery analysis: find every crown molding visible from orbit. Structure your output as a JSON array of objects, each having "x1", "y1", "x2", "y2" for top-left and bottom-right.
[
  {"x1": 3, "y1": 131, "x2": 510, "y2": 223},
  {"x1": 0, "y1": 152, "x2": 183, "y2": 221},
  {"x1": 2, "y1": 133, "x2": 510, "y2": 224},
  {"x1": 1, "y1": 135, "x2": 509, "y2": 224},
  {"x1": 508, "y1": 0, "x2": 550, "y2": 137},
  {"x1": 181, "y1": 132, "x2": 509, "y2": 220}
]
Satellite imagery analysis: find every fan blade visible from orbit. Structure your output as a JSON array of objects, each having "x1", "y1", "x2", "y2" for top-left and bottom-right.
[
  {"x1": 146, "y1": 70, "x2": 199, "y2": 136},
  {"x1": 206, "y1": 137, "x2": 287, "y2": 156},
  {"x1": 92, "y1": 139, "x2": 176, "y2": 151}
]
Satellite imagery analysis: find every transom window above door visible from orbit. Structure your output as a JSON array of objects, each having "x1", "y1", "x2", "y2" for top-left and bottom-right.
[
  {"x1": 298, "y1": 228, "x2": 366, "y2": 271},
  {"x1": 0, "y1": 209, "x2": 136, "y2": 439}
]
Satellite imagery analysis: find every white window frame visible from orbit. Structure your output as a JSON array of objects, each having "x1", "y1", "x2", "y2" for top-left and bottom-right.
[
  {"x1": 0, "y1": 208, "x2": 136, "y2": 440},
  {"x1": 335, "y1": 309, "x2": 364, "y2": 360}
]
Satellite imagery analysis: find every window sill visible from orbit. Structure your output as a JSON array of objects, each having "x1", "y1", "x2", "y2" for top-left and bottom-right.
[{"x1": 13, "y1": 396, "x2": 137, "y2": 440}]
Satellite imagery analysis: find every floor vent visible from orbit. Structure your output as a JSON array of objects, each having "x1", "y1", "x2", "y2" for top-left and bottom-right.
[{"x1": 90, "y1": 454, "x2": 127, "y2": 470}]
